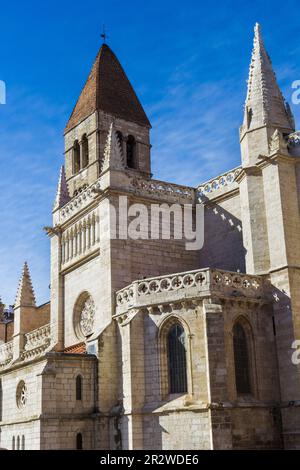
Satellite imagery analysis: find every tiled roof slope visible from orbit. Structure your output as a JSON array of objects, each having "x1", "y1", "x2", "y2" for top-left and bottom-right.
[{"x1": 65, "y1": 44, "x2": 151, "y2": 133}]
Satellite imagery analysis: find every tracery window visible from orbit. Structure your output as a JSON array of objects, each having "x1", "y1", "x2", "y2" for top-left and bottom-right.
[
  {"x1": 74, "y1": 293, "x2": 96, "y2": 340},
  {"x1": 16, "y1": 381, "x2": 27, "y2": 409}
]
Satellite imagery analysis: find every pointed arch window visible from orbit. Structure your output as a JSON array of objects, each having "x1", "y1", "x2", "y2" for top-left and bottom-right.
[
  {"x1": 167, "y1": 324, "x2": 187, "y2": 394},
  {"x1": 233, "y1": 322, "x2": 251, "y2": 394},
  {"x1": 76, "y1": 433, "x2": 83, "y2": 450},
  {"x1": 81, "y1": 134, "x2": 89, "y2": 169},
  {"x1": 126, "y1": 135, "x2": 136, "y2": 169},
  {"x1": 73, "y1": 140, "x2": 80, "y2": 174},
  {"x1": 76, "y1": 375, "x2": 82, "y2": 401},
  {"x1": 12, "y1": 436, "x2": 15, "y2": 450}
]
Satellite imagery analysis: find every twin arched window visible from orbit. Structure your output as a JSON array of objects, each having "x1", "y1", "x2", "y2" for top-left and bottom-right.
[
  {"x1": 163, "y1": 318, "x2": 253, "y2": 398},
  {"x1": 73, "y1": 135, "x2": 89, "y2": 174},
  {"x1": 233, "y1": 322, "x2": 252, "y2": 395},
  {"x1": 115, "y1": 132, "x2": 137, "y2": 169}
]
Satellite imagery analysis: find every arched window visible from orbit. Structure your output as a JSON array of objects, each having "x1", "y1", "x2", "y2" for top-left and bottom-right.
[
  {"x1": 76, "y1": 375, "x2": 82, "y2": 401},
  {"x1": 233, "y1": 322, "x2": 251, "y2": 394},
  {"x1": 21, "y1": 435, "x2": 25, "y2": 450},
  {"x1": 16, "y1": 435, "x2": 20, "y2": 451},
  {"x1": 12, "y1": 436, "x2": 15, "y2": 450},
  {"x1": 81, "y1": 134, "x2": 89, "y2": 169},
  {"x1": 126, "y1": 135, "x2": 136, "y2": 169},
  {"x1": 167, "y1": 324, "x2": 187, "y2": 394},
  {"x1": 73, "y1": 140, "x2": 80, "y2": 174},
  {"x1": 76, "y1": 433, "x2": 83, "y2": 450}
]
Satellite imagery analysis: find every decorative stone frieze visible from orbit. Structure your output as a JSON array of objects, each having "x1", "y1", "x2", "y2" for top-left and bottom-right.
[
  {"x1": 197, "y1": 167, "x2": 242, "y2": 200},
  {"x1": 115, "y1": 268, "x2": 264, "y2": 315}
]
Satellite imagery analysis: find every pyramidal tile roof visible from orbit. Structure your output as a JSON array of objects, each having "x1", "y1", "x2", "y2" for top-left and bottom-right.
[
  {"x1": 15, "y1": 262, "x2": 36, "y2": 308},
  {"x1": 65, "y1": 43, "x2": 151, "y2": 133},
  {"x1": 244, "y1": 23, "x2": 294, "y2": 132}
]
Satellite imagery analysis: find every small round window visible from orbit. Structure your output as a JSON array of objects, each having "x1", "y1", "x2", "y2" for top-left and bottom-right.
[{"x1": 16, "y1": 381, "x2": 27, "y2": 409}]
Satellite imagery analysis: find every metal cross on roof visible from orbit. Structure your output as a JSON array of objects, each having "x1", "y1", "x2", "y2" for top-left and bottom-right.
[{"x1": 101, "y1": 25, "x2": 108, "y2": 43}]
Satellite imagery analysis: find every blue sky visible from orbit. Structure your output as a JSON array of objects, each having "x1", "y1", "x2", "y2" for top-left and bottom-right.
[{"x1": 1, "y1": 0, "x2": 300, "y2": 305}]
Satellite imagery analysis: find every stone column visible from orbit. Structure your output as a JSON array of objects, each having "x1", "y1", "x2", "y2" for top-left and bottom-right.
[
  {"x1": 203, "y1": 298, "x2": 233, "y2": 450},
  {"x1": 119, "y1": 310, "x2": 145, "y2": 450},
  {"x1": 48, "y1": 221, "x2": 64, "y2": 352}
]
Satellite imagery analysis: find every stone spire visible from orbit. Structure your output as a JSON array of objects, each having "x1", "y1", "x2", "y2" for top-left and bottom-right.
[
  {"x1": 243, "y1": 23, "x2": 294, "y2": 132},
  {"x1": 102, "y1": 122, "x2": 126, "y2": 172},
  {"x1": 53, "y1": 165, "x2": 70, "y2": 210},
  {"x1": 15, "y1": 262, "x2": 36, "y2": 308}
]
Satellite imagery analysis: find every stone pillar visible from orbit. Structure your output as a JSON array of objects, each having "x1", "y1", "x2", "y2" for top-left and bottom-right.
[
  {"x1": 203, "y1": 298, "x2": 233, "y2": 450},
  {"x1": 49, "y1": 223, "x2": 64, "y2": 352},
  {"x1": 261, "y1": 156, "x2": 300, "y2": 448},
  {"x1": 238, "y1": 167, "x2": 270, "y2": 275},
  {"x1": 119, "y1": 311, "x2": 145, "y2": 450}
]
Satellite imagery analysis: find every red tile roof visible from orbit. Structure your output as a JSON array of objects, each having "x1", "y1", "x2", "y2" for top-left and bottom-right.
[
  {"x1": 65, "y1": 44, "x2": 151, "y2": 133},
  {"x1": 64, "y1": 342, "x2": 86, "y2": 354}
]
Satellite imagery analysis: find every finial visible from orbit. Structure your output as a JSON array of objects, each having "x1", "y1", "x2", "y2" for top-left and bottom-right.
[
  {"x1": 254, "y1": 22, "x2": 261, "y2": 34},
  {"x1": 101, "y1": 25, "x2": 108, "y2": 44}
]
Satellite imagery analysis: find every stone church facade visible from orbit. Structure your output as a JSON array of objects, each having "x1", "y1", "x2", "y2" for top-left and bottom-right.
[{"x1": 0, "y1": 23, "x2": 300, "y2": 450}]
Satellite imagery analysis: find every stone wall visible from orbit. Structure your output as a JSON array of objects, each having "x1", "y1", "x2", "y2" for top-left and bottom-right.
[{"x1": 0, "y1": 353, "x2": 97, "y2": 450}]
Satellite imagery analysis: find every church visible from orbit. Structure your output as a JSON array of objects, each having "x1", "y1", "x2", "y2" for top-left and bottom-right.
[{"x1": 0, "y1": 23, "x2": 300, "y2": 450}]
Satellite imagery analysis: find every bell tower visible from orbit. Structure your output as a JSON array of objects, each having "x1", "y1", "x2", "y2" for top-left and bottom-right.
[{"x1": 64, "y1": 43, "x2": 152, "y2": 197}]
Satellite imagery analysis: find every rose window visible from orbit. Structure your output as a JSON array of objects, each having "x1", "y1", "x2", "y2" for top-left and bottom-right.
[
  {"x1": 79, "y1": 296, "x2": 95, "y2": 337},
  {"x1": 16, "y1": 381, "x2": 27, "y2": 409}
]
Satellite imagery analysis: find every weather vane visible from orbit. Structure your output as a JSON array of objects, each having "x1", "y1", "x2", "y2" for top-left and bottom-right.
[{"x1": 101, "y1": 25, "x2": 108, "y2": 44}]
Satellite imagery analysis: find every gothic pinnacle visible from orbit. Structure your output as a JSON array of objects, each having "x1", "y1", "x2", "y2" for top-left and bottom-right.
[
  {"x1": 244, "y1": 23, "x2": 294, "y2": 132},
  {"x1": 53, "y1": 165, "x2": 70, "y2": 211},
  {"x1": 15, "y1": 262, "x2": 36, "y2": 308}
]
